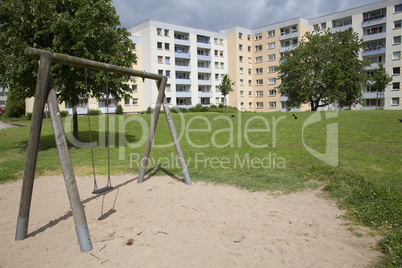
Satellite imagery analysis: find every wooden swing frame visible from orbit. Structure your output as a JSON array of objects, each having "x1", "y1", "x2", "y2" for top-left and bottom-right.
[{"x1": 15, "y1": 47, "x2": 191, "y2": 253}]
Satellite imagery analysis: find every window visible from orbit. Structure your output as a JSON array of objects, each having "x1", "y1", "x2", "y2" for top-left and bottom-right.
[
  {"x1": 256, "y1": 80, "x2": 263, "y2": 86},
  {"x1": 132, "y1": 84, "x2": 138, "y2": 91},
  {"x1": 239, "y1": 44, "x2": 243, "y2": 51},
  {"x1": 321, "y1": 22, "x2": 327, "y2": 30},
  {"x1": 256, "y1": 102, "x2": 263, "y2": 109},
  {"x1": 166, "y1": 97, "x2": 171, "y2": 104},
  {"x1": 165, "y1": 56, "x2": 170, "y2": 64},
  {"x1": 392, "y1": 51, "x2": 401, "y2": 60},
  {"x1": 333, "y1": 17, "x2": 352, "y2": 28},
  {"x1": 214, "y1": 50, "x2": 219, "y2": 56},
  {"x1": 393, "y1": 67, "x2": 400, "y2": 75},
  {"x1": 158, "y1": 70, "x2": 163, "y2": 75},
  {"x1": 219, "y1": 39, "x2": 223, "y2": 45},
  {"x1": 255, "y1": 33, "x2": 262, "y2": 40},
  {"x1": 268, "y1": 54, "x2": 276, "y2": 61},
  {"x1": 268, "y1": 66, "x2": 276, "y2": 73},
  {"x1": 221, "y1": 62, "x2": 224, "y2": 69},
  {"x1": 394, "y1": 20, "x2": 401, "y2": 29},
  {"x1": 165, "y1": 43, "x2": 170, "y2": 50},
  {"x1": 158, "y1": 56, "x2": 163, "y2": 63},
  {"x1": 240, "y1": 91, "x2": 244, "y2": 97},
  {"x1": 133, "y1": 98, "x2": 138, "y2": 105},
  {"x1": 256, "y1": 68, "x2": 263, "y2": 74},
  {"x1": 248, "y1": 57, "x2": 252, "y2": 63},
  {"x1": 249, "y1": 102, "x2": 252, "y2": 109},
  {"x1": 124, "y1": 98, "x2": 130, "y2": 106},
  {"x1": 214, "y1": 38, "x2": 218, "y2": 45},
  {"x1": 269, "y1": 102, "x2": 276, "y2": 108},
  {"x1": 164, "y1": 29, "x2": 169, "y2": 36},
  {"x1": 255, "y1": 45, "x2": 262, "y2": 51},
  {"x1": 166, "y1": 84, "x2": 171, "y2": 91},
  {"x1": 157, "y1": 28, "x2": 162, "y2": 35},
  {"x1": 215, "y1": 62, "x2": 219, "y2": 69},
  {"x1": 396, "y1": 4, "x2": 402, "y2": 13},
  {"x1": 220, "y1": 51, "x2": 224, "y2": 57},
  {"x1": 248, "y1": 46, "x2": 251, "y2": 52},
  {"x1": 247, "y1": 35, "x2": 251, "y2": 41},
  {"x1": 166, "y1": 70, "x2": 171, "y2": 77},
  {"x1": 157, "y1": 42, "x2": 163, "y2": 49},
  {"x1": 255, "y1": 56, "x2": 263, "y2": 63},
  {"x1": 394, "y1": 36, "x2": 401, "y2": 44},
  {"x1": 248, "y1": 80, "x2": 252, "y2": 86},
  {"x1": 391, "y1": 98, "x2": 400, "y2": 106},
  {"x1": 240, "y1": 102, "x2": 244, "y2": 109},
  {"x1": 268, "y1": 78, "x2": 276, "y2": 85},
  {"x1": 268, "y1": 30, "x2": 275, "y2": 37},
  {"x1": 269, "y1": 90, "x2": 276, "y2": 96},
  {"x1": 215, "y1": 74, "x2": 219, "y2": 80},
  {"x1": 248, "y1": 68, "x2": 252, "y2": 75},
  {"x1": 240, "y1": 67, "x2": 244, "y2": 74},
  {"x1": 268, "y1": 42, "x2": 275, "y2": 49},
  {"x1": 313, "y1": 24, "x2": 319, "y2": 31},
  {"x1": 249, "y1": 91, "x2": 252, "y2": 97},
  {"x1": 131, "y1": 43, "x2": 136, "y2": 50},
  {"x1": 392, "y1": 82, "x2": 400, "y2": 90},
  {"x1": 239, "y1": 33, "x2": 243, "y2": 39},
  {"x1": 256, "y1": 90, "x2": 263, "y2": 96},
  {"x1": 240, "y1": 79, "x2": 244, "y2": 86},
  {"x1": 239, "y1": 56, "x2": 243, "y2": 63}
]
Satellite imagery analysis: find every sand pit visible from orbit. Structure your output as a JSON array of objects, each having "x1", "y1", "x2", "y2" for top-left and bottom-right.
[{"x1": 0, "y1": 174, "x2": 382, "y2": 267}]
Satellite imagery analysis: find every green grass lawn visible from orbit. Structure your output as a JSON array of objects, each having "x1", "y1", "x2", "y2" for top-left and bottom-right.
[{"x1": 1, "y1": 109, "x2": 401, "y2": 266}]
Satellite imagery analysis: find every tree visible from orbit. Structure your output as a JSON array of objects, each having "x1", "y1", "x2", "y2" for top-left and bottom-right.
[
  {"x1": 277, "y1": 28, "x2": 368, "y2": 111},
  {"x1": 371, "y1": 62, "x2": 392, "y2": 109},
  {"x1": 218, "y1": 74, "x2": 235, "y2": 107},
  {"x1": 0, "y1": 0, "x2": 136, "y2": 138}
]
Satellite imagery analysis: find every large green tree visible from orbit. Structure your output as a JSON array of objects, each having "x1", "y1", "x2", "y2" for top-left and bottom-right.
[
  {"x1": 277, "y1": 28, "x2": 368, "y2": 111},
  {"x1": 0, "y1": 0, "x2": 136, "y2": 138}
]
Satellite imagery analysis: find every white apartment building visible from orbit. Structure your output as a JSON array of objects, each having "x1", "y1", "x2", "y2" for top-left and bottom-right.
[{"x1": 128, "y1": 20, "x2": 227, "y2": 109}]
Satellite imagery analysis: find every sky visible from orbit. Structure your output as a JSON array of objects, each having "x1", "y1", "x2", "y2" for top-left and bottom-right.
[{"x1": 113, "y1": 0, "x2": 380, "y2": 32}]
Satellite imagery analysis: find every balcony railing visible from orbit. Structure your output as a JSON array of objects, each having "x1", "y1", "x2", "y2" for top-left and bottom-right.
[
  {"x1": 362, "y1": 15, "x2": 386, "y2": 27},
  {"x1": 361, "y1": 45, "x2": 386, "y2": 56}
]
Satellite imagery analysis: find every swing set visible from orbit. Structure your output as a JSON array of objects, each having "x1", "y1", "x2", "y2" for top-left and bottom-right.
[{"x1": 15, "y1": 47, "x2": 192, "y2": 253}]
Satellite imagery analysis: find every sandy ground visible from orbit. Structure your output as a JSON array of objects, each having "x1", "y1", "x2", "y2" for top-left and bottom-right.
[{"x1": 0, "y1": 174, "x2": 383, "y2": 267}]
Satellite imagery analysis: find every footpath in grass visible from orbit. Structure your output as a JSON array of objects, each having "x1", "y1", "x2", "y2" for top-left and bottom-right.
[{"x1": 0, "y1": 109, "x2": 401, "y2": 266}]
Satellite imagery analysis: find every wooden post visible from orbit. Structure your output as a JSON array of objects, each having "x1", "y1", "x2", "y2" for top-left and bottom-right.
[
  {"x1": 15, "y1": 54, "x2": 52, "y2": 240},
  {"x1": 137, "y1": 77, "x2": 167, "y2": 183},
  {"x1": 47, "y1": 79, "x2": 92, "y2": 252},
  {"x1": 162, "y1": 99, "x2": 192, "y2": 185}
]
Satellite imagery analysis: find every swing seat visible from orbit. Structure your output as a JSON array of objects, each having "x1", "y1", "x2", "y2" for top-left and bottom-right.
[{"x1": 92, "y1": 186, "x2": 113, "y2": 194}]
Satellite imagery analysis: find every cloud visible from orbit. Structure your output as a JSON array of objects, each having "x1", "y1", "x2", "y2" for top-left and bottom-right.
[{"x1": 113, "y1": 0, "x2": 379, "y2": 31}]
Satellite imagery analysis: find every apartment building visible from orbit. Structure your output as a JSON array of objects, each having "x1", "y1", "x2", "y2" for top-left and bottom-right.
[
  {"x1": 128, "y1": 20, "x2": 227, "y2": 109},
  {"x1": 221, "y1": 0, "x2": 401, "y2": 111}
]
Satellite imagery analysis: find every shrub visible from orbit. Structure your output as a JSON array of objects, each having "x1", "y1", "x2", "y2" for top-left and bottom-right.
[
  {"x1": 26, "y1": 112, "x2": 32, "y2": 120},
  {"x1": 116, "y1": 104, "x2": 123, "y2": 114},
  {"x1": 146, "y1": 106, "x2": 153, "y2": 114},
  {"x1": 88, "y1": 109, "x2": 102, "y2": 116},
  {"x1": 210, "y1": 104, "x2": 217, "y2": 109},
  {"x1": 60, "y1": 111, "x2": 69, "y2": 117},
  {"x1": 218, "y1": 103, "x2": 224, "y2": 108}
]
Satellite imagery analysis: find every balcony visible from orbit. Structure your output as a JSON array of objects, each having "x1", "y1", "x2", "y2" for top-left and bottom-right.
[
  {"x1": 197, "y1": 39, "x2": 211, "y2": 49},
  {"x1": 362, "y1": 15, "x2": 386, "y2": 28},
  {"x1": 331, "y1": 25, "x2": 353, "y2": 33},
  {"x1": 362, "y1": 91, "x2": 382, "y2": 99},
  {"x1": 280, "y1": 95, "x2": 288, "y2": 102},
  {"x1": 174, "y1": 36, "x2": 190, "y2": 46},
  {"x1": 198, "y1": 91, "x2": 213, "y2": 98},
  {"x1": 175, "y1": 65, "x2": 191, "y2": 72},
  {"x1": 176, "y1": 91, "x2": 192, "y2": 98},
  {"x1": 279, "y1": 31, "x2": 298, "y2": 41},
  {"x1": 197, "y1": 54, "x2": 211, "y2": 61},
  {"x1": 279, "y1": 45, "x2": 298, "y2": 53},
  {"x1": 365, "y1": 63, "x2": 383, "y2": 71},
  {"x1": 362, "y1": 45, "x2": 386, "y2": 56},
  {"x1": 176, "y1": 78, "x2": 191, "y2": 85},
  {"x1": 363, "y1": 32, "x2": 386, "y2": 42},
  {"x1": 197, "y1": 67, "x2": 212, "y2": 73},
  {"x1": 175, "y1": 52, "x2": 191, "y2": 59},
  {"x1": 198, "y1": 79, "x2": 212, "y2": 86}
]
